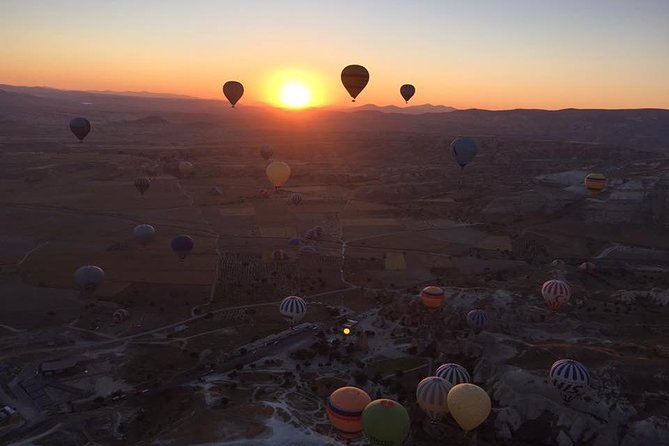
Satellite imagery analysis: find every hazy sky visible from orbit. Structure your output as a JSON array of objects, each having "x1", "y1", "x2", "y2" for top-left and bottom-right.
[{"x1": 1, "y1": 0, "x2": 668, "y2": 109}]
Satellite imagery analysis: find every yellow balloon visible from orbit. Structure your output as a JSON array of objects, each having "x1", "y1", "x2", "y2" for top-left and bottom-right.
[
  {"x1": 266, "y1": 161, "x2": 291, "y2": 188},
  {"x1": 447, "y1": 383, "x2": 491, "y2": 432},
  {"x1": 343, "y1": 327, "x2": 351, "y2": 335}
]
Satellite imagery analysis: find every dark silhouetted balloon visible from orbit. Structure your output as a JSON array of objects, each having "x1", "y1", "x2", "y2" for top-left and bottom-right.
[
  {"x1": 400, "y1": 84, "x2": 415, "y2": 103},
  {"x1": 341, "y1": 65, "x2": 369, "y2": 102},
  {"x1": 260, "y1": 146, "x2": 273, "y2": 161},
  {"x1": 134, "y1": 177, "x2": 151, "y2": 195},
  {"x1": 74, "y1": 265, "x2": 104, "y2": 295},
  {"x1": 223, "y1": 81, "x2": 244, "y2": 108},
  {"x1": 451, "y1": 137, "x2": 479, "y2": 168},
  {"x1": 171, "y1": 235, "x2": 194, "y2": 260},
  {"x1": 69, "y1": 117, "x2": 91, "y2": 142}
]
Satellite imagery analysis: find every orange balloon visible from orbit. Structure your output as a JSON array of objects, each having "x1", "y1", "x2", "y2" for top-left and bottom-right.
[
  {"x1": 421, "y1": 286, "x2": 445, "y2": 311},
  {"x1": 326, "y1": 386, "x2": 371, "y2": 440}
]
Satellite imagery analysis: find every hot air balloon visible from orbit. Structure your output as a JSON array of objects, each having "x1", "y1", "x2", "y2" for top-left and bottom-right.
[
  {"x1": 435, "y1": 363, "x2": 471, "y2": 387},
  {"x1": 420, "y1": 286, "x2": 445, "y2": 311},
  {"x1": 133, "y1": 224, "x2": 155, "y2": 246},
  {"x1": 450, "y1": 137, "x2": 478, "y2": 169},
  {"x1": 113, "y1": 309, "x2": 129, "y2": 323},
  {"x1": 541, "y1": 279, "x2": 571, "y2": 312},
  {"x1": 584, "y1": 173, "x2": 607, "y2": 197},
  {"x1": 223, "y1": 81, "x2": 244, "y2": 108},
  {"x1": 341, "y1": 65, "x2": 369, "y2": 102},
  {"x1": 134, "y1": 177, "x2": 151, "y2": 195},
  {"x1": 578, "y1": 262, "x2": 596, "y2": 274},
  {"x1": 279, "y1": 296, "x2": 307, "y2": 325},
  {"x1": 74, "y1": 265, "x2": 104, "y2": 296},
  {"x1": 259, "y1": 189, "x2": 270, "y2": 199},
  {"x1": 288, "y1": 238, "x2": 301, "y2": 246},
  {"x1": 400, "y1": 84, "x2": 415, "y2": 103},
  {"x1": 416, "y1": 377, "x2": 451, "y2": 421},
  {"x1": 260, "y1": 146, "x2": 273, "y2": 161},
  {"x1": 272, "y1": 249, "x2": 288, "y2": 261},
  {"x1": 361, "y1": 399, "x2": 410, "y2": 446},
  {"x1": 290, "y1": 193, "x2": 302, "y2": 205},
  {"x1": 171, "y1": 235, "x2": 194, "y2": 260},
  {"x1": 549, "y1": 359, "x2": 590, "y2": 403},
  {"x1": 447, "y1": 383, "x2": 491, "y2": 432},
  {"x1": 466, "y1": 309, "x2": 488, "y2": 334},
  {"x1": 178, "y1": 161, "x2": 194, "y2": 178},
  {"x1": 266, "y1": 161, "x2": 291, "y2": 189},
  {"x1": 69, "y1": 117, "x2": 91, "y2": 142},
  {"x1": 326, "y1": 386, "x2": 371, "y2": 440}
]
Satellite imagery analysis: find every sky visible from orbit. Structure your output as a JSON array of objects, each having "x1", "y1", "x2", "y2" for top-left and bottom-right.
[{"x1": 1, "y1": 0, "x2": 668, "y2": 109}]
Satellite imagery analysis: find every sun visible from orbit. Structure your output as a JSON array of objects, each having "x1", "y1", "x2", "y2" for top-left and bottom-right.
[{"x1": 280, "y1": 82, "x2": 312, "y2": 108}]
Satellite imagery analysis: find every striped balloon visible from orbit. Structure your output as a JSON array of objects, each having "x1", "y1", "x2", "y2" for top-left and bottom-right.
[
  {"x1": 435, "y1": 363, "x2": 471, "y2": 387},
  {"x1": 420, "y1": 286, "x2": 445, "y2": 311},
  {"x1": 134, "y1": 177, "x2": 151, "y2": 195},
  {"x1": 584, "y1": 173, "x2": 607, "y2": 196},
  {"x1": 290, "y1": 193, "x2": 302, "y2": 205},
  {"x1": 549, "y1": 359, "x2": 590, "y2": 403},
  {"x1": 326, "y1": 386, "x2": 371, "y2": 440},
  {"x1": 279, "y1": 296, "x2": 307, "y2": 324},
  {"x1": 466, "y1": 309, "x2": 488, "y2": 334},
  {"x1": 416, "y1": 376, "x2": 451, "y2": 421},
  {"x1": 541, "y1": 280, "x2": 571, "y2": 312}
]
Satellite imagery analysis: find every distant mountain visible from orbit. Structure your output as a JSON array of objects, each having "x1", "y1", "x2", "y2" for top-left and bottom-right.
[
  {"x1": 349, "y1": 103, "x2": 456, "y2": 114},
  {"x1": 0, "y1": 84, "x2": 196, "y2": 100},
  {"x1": 1, "y1": 84, "x2": 668, "y2": 150}
]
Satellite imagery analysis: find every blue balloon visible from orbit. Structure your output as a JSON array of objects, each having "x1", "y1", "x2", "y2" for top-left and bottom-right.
[
  {"x1": 466, "y1": 309, "x2": 488, "y2": 334},
  {"x1": 549, "y1": 359, "x2": 590, "y2": 403},
  {"x1": 171, "y1": 235, "x2": 194, "y2": 260},
  {"x1": 434, "y1": 363, "x2": 471, "y2": 387},
  {"x1": 288, "y1": 238, "x2": 301, "y2": 246},
  {"x1": 450, "y1": 137, "x2": 478, "y2": 168}
]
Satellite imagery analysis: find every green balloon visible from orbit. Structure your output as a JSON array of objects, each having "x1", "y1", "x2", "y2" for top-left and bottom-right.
[{"x1": 362, "y1": 399, "x2": 410, "y2": 446}]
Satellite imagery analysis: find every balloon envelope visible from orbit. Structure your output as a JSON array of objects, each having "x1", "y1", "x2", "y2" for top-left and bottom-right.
[
  {"x1": 435, "y1": 363, "x2": 471, "y2": 387},
  {"x1": 416, "y1": 376, "x2": 451, "y2": 420},
  {"x1": 266, "y1": 161, "x2": 291, "y2": 188},
  {"x1": 341, "y1": 65, "x2": 369, "y2": 102},
  {"x1": 69, "y1": 117, "x2": 91, "y2": 142},
  {"x1": 171, "y1": 235, "x2": 194, "y2": 259},
  {"x1": 447, "y1": 383, "x2": 491, "y2": 432},
  {"x1": 74, "y1": 265, "x2": 104, "y2": 294},
  {"x1": 420, "y1": 286, "x2": 445, "y2": 311},
  {"x1": 466, "y1": 309, "x2": 488, "y2": 334},
  {"x1": 223, "y1": 81, "x2": 244, "y2": 107},
  {"x1": 279, "y1": 296, "x2": 306, "y2": 324},
  {"x1": 133, "y1": 224, "x2": 155, "y2": 245},
  {"x1": 584, "y1": 173, "x2": 607, "y2": 196},
  {"x1": 549, "y1": 359, "x2": 590, "y2": 403},
  {"x1": 400, "y1": 84, "x2": 415, "y2": 103},
  {"x1": 326, "y1": 386, "x2": 371, "y2": 439},
  {"x1": 541, "y1": 279, "x2": 571, "y2": 312},
  {"x1": 361, "y1": 399, "x2": 410, "y2": 446},
  {"x1": 260, "y1": 146, "x2": 273, "y2": 161},
  {"x1": 134, "y1": 177, "x2": 151, "y2": 195},
  {"x1": 451, "y1": 137, "x2": 478, "y2": 168}
]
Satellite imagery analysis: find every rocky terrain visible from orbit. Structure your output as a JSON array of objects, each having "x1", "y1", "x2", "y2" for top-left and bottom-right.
[{"x1": 0, "y1": 86, "x2": 667, "y2": 445}]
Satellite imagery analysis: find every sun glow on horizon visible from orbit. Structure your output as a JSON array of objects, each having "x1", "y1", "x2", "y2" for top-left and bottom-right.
[
  {"x1": 280, "y1": 82, "x2": 311, "y2": 108},
  {"x1": 263, "y1": 68, "x2": 330, "y2": 109}
]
